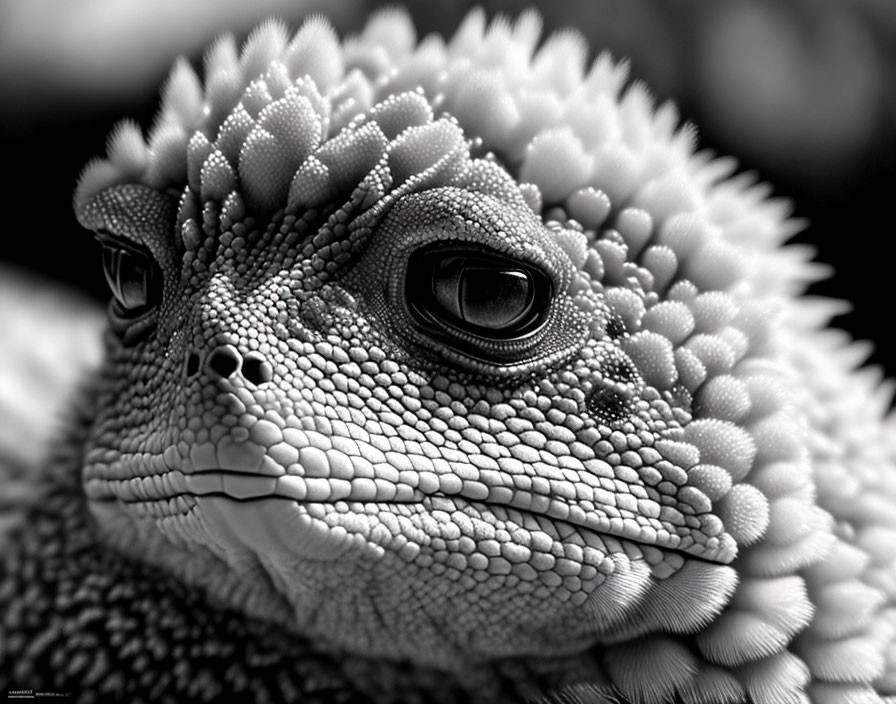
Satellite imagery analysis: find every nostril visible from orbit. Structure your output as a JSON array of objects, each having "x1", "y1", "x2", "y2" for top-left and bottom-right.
[
  {"x1": 185, "y1": 351, "x2": 201, "y2": 378},
  {"x1": 242, "y1": 354, "x2": 273, "y2": 385},
  {"x1": 207, "y1": 346, "x2": 241, "y2": 379}
]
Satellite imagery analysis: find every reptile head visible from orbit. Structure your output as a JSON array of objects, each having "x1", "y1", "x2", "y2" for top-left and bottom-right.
[{"x1": 73, "y1": 10, "x2": 830, "y2": 684}]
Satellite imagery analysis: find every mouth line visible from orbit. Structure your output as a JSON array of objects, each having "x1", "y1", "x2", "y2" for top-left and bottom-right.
[{"x1": 92, "y1": 468, "x2": 733, "y2": 565}]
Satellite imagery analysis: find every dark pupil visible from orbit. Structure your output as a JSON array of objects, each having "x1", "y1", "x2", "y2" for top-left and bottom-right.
[
  {"x1": 102, "y1": 245, "x2": 151, "y2": 311},
  {"x1": 432, "y1": 257, "x2": 535, "y2": 331}
]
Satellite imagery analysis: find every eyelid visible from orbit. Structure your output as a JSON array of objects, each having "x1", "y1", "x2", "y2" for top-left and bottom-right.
[{"x1": 94, "y1": 228, "x2": 143, "y2": 250}]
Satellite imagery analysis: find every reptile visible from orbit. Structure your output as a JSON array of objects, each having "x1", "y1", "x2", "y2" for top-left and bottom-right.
[{"x1": 2, "y1": 8, "x2": 895, "y2": 703}]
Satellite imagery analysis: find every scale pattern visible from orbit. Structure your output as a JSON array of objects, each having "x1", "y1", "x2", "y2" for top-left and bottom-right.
[{"x1": 2, "y1": 8, "x2": 895, "y2": 704}]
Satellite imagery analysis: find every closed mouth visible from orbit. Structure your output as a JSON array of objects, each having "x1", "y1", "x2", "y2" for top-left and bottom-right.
[{"x1": 87, "y1": 467, "x2": 736, "y2": 564}]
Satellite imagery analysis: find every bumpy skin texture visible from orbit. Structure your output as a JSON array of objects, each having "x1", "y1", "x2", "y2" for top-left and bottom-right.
[{"x1": 3, "y1": 9, "x2": 896, "y2": 704}]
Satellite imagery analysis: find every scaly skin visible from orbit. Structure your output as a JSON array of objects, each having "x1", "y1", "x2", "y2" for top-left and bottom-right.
[{"x1": 2, "y1": 9, "x2": 896, "y2": 704}]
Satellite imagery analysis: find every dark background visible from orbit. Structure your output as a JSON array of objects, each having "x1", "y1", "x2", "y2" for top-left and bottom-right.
[{"x1": 2, "y1": 0, "x2": 893, "y2": 382}]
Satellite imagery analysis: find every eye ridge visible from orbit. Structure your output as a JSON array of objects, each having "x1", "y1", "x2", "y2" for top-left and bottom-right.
[
  {"x1": 406, "y1": 244, "x2": 553, "y2": 348},
  {"x1": 95, "y1": 231, "x2": 161, "y2": 318}
]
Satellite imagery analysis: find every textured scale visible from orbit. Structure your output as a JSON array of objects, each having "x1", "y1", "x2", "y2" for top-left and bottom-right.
[{"x1": 2, "y1": 8, "x2": 896, "y2": 704}]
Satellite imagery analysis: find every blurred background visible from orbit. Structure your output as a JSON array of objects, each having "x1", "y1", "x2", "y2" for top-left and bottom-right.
[{"x1": 1, "y1": 0, "x2": 894, "y2": 399}]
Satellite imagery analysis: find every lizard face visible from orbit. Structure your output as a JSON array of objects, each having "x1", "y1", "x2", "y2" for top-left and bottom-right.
[
  {"x1": 77, "y1": 169, "x2": 738, "y2": 668},
  {"x1": 73, "y1": 17, "x2": 759, "y2": 670}
]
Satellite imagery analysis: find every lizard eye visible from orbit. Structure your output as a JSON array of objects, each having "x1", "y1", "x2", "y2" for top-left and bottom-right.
[
  {"x1": 96, "y1": 233, "x2": 161, "y2": 317},
  {"x1": 407, "y1": 245, "x2": 552, "y2": 346}
]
